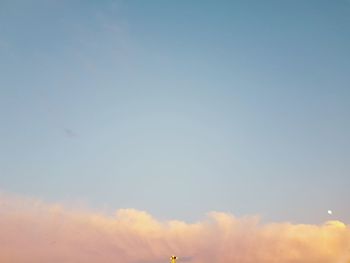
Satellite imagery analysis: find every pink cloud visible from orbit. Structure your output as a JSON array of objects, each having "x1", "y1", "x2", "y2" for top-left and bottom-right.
[{"x1": 0, "y1": 193, "x2": 349, "y2": 263}]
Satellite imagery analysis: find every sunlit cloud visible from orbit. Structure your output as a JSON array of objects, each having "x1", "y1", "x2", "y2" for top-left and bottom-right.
[{"x1": 0, "y1": 193, "x2": 349, "y2": 263}]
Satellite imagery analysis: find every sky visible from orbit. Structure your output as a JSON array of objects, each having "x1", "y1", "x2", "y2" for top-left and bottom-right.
[
  {"x1": 0, "y1": 0, "x2": 350, "y2": 228},
  {"x1": 0, "y1": 194, "x2": 349, "y2": 263}
]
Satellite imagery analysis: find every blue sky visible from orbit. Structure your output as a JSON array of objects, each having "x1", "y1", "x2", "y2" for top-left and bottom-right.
[{"x1": 0, "y1": 0, "x2": 349, "y2": 223}]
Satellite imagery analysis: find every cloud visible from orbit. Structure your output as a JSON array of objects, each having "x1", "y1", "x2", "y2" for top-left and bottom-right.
[{"x1": 0, "y1": 193, "x2": 349, "y2": 263}]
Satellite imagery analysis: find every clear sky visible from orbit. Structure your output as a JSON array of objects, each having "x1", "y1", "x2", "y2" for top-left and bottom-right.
[{"x1": 0, "y1": 0, "x2": 349, "y2": 224}]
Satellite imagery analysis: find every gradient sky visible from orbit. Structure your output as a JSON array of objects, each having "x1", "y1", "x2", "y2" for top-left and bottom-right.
[{"x1": 0, "y1": 0, "x2": 349, "y2": 224}]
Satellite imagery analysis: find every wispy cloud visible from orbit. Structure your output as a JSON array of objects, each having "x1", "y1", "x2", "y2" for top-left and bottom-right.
[{"x1": 0, "y1": 193, "x2": 349, "y2": 263}]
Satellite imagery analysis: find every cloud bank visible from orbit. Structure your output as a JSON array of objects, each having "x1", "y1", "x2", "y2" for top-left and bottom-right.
[{"x1": 0, "y1": 194, "x2": 349, "y2": 263}]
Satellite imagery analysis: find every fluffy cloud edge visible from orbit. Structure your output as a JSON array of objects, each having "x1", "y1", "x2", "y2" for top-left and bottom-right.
[{"x1": 0, "y1": 193, "x2": 349, "y2": 263}]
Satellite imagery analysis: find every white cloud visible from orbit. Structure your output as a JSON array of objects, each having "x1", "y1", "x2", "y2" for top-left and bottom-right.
[{"x1": 0, "y1": 193, "x2": 349, "y2": 263}]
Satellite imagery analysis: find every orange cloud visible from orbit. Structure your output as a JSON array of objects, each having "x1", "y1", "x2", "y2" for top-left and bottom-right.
[{"x1": 0, "y1": 193, "x2": 349, "y2": 263}]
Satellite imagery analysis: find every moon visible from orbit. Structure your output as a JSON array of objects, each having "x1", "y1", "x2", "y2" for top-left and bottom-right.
[{"x1": 327, "y1": 210, "x2": 333, "y2": 215}]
